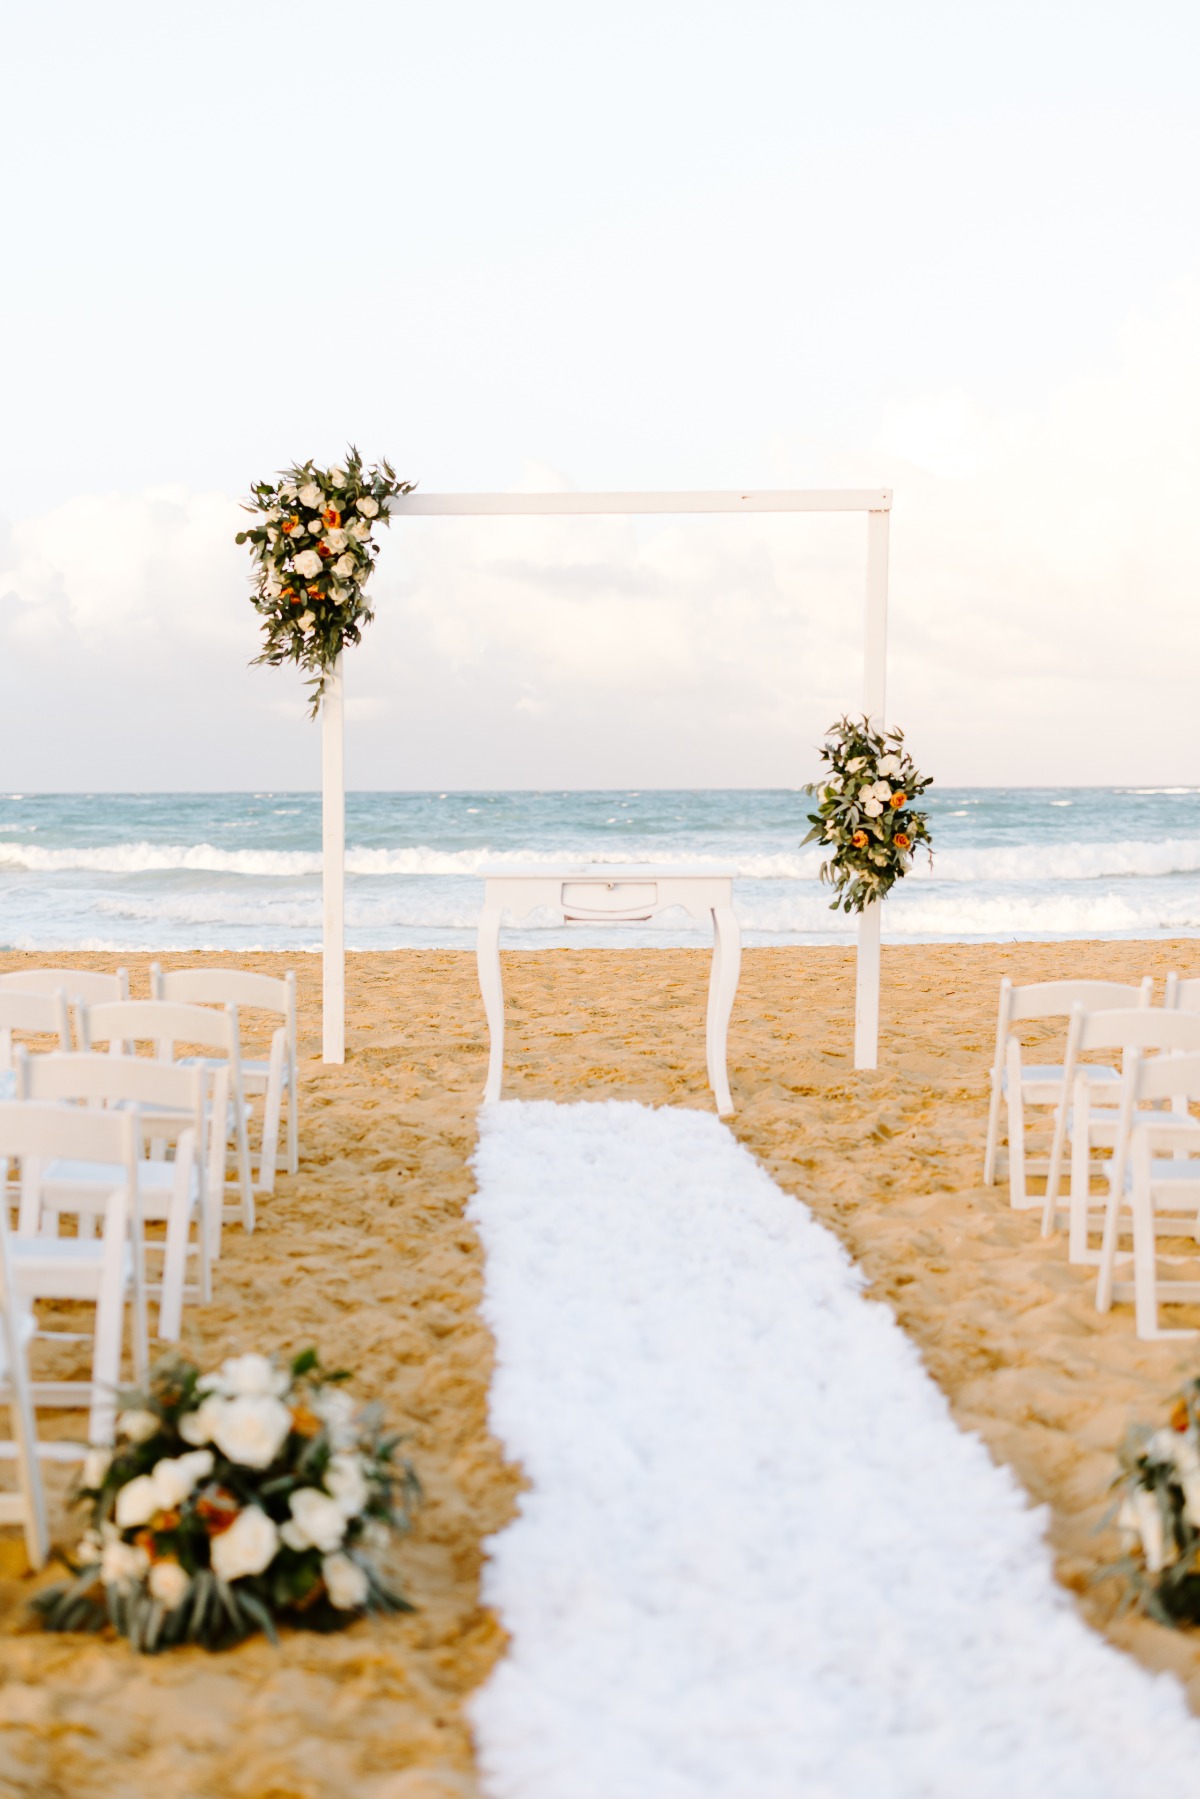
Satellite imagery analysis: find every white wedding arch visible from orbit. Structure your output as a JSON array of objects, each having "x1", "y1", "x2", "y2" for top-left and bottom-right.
[{"x1": 319, "y1": 486, "x2": 893, "y2": 1072}]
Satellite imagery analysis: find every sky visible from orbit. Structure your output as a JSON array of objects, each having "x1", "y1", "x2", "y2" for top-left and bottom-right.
[{"x1": 1, "y1": 0, "x2": 1198, "y2": 789}]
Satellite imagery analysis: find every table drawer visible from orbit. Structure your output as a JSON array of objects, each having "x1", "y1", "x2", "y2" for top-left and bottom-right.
[{"x1": 561, "y1": 880, "x2": 658, "y2": 918}]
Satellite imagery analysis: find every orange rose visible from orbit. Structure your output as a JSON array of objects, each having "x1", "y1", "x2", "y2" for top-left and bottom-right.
[
  {"x1": 316, "y1": 541, "x2": 334, "y2": 559},
  {"x1": 280, "y1": 587, "x2": 300, "y2": 605},
  {"x1": 1173, "y1": 1398, "x2": 1191, "y2": 1431},
  {"x1": 889, "y1": 791, "x2": 907, "y2": 809},
  {"x1": 851, "y1": 830, "x2": 868, "y2": 848},
  {"x1": 282, "y1": 516, "x2": 302, "y2": 535},
  {"x1": 894, "y1": 832, "x2": 911, "y2": 850},
  {"x1": 196, "y1": 1486, "x2": 240, "y2": 1535},
  {"x1": 290, "y1": 1402, "x2": 321, "y2": 1438},
  {"x1": 306, "y1": 584, "x2": 322, "y2": 598},
  {"x1": 322, "y1": 506, "x2": 341, "y2": 528}
]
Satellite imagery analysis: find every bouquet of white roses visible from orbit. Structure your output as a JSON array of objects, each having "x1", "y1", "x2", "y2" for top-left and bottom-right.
[
  {"x1": 1109, "y1": 1377, "x2": 1200, "y2": 1627},
  {"x1": 33, "y1": 1349, "x2": 418, "y2": 1653},
  {"x1": 238, "y1": 448, "x2": 414, "y2": 716},
  {"x1": 802, "y1": 716, "x2": 933, "y2": 914}
]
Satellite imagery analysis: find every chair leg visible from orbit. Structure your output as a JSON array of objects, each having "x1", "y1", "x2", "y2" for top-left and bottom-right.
[
  {"x1": 258, "y1": 1045, "x2": 285, "y2": 1195},
  {"x1": 983, "y1": 1074, "x2": 1002, "y2": 1186},
  {"x1": 286, "y1": 1061, "x2": 298, "y2": 1175},
  {"x1": 1005, "y1": 1043, "x2": 1028, "y2": 1208},
  {"x1": 1131, "y1": 1183, "x2": 1161, "y2": 1340},
  {"x1": 1068, "y1": 1118, "x2": 1091, "y2": 1263}
]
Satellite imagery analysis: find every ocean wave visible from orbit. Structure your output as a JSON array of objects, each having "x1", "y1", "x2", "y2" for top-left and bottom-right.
[{"x1": 6, "y1": 835, "x2": 1200, "y2": 883}]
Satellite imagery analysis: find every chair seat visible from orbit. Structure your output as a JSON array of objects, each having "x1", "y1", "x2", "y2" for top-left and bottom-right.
[
  {"x1": 41, "y1": 1158, "x2": 194, "y2": 1220},
  {"x1": 9, "y1": 1236, "x2": 132, "y2": 1301}
]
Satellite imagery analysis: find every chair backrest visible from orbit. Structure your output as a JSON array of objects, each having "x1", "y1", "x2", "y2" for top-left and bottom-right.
[
  {"x1": 75, "y1": 999, "x2": 238, "y2": 1060},
  {"x1": 1165, "y1": 974, "x2": 1200, "y2": 1014},
  {"x1": 0, "y1": 989, "x2": 70, "y2": 1069},
  {"x1": 0, "y1": 968, "x2": 129, "y2": 1006},
  {"x1": 150, "y1": 964, "x2": 293, "y2": 1026},
  {"x1": 16, "y1": 1049, "x2": 205, "y2": 1121},
  {"x1": 0, "y1": 1098, "x2": 139, "y2": 1166},
  {"x1": 1006, "y1": 977, "x2": 1153, "y2": 1025},
  {"x1": 1131, "y1": 1050, "x2": 1200, "y2": 1109},
  {"x1": 1074, "y1": 1007, "x2": 1200, "y2": 1056}
]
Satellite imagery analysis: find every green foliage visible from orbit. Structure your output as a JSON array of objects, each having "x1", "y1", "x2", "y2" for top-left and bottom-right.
[
  {"x1": 32, "y1": 1350, "x2": 419, "y2": 1654},
  {"x1": 238, "y1": 447, "x2": 415, "y2": 717},
  {"x1": 802, "y1": 716, "x2": 933, "y2": 914}
]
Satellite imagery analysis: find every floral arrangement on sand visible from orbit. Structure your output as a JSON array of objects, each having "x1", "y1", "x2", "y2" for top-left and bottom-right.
[
  {"x1": 802, "y1": 716, "x2": 933, "y2": 914},
  {"x1": 238, "y1": 448, "x2": 414, "y2": 716},
  {"x1": 1110, "y1": 1377, "x2": 1200, "y2": 1626},
  {"x1": 34, "y1": 1350, "x2": 418, "y2": 1653}
]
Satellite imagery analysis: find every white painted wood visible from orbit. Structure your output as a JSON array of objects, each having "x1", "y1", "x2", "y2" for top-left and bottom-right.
[
  {"x1": 322, "y1": 656, "x2": 345, "y2": 1065},
  {"x1": 476, "y1": 869, "x2": 741, "y2": 1114},
  {"x1": 854, "y1": 505, "x2": 892, "y2": 1070},
  {"x1": 321, "y1": 490, "x2": 894, "y2": 1073},
  {"x1": 393, "y1": 490, "x2": 892, "y2": 517}
]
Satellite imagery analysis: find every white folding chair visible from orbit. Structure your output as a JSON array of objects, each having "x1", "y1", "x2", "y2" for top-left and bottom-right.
[
  {"x1": 0, "y1": 1213, "x2": 49, "y2": 1568},
  {"x1": 15, "y1": 1051, "x2": 227, "y2": 1340},
  {"x1": 1041, "y1": 1006, "x2": 1200, "y2": 1259},
  {"x1": 0, "y1": 988, "x2": 70, "y2": 1100},
  {"x1": 150, "y1": 965, "x2": 298, "y2": 1191},
  {"x1": 983, "y1": 976, "x2": 1153, "y2": 1207},
  {"x1": 76, "y1": 1000, "x2": 254, "y2": 1233},
  {"x1": 0, "y1": 1103, "x2": 147, "y2": 1445},
  {"x1": 1, "y1": 967, "x2": 129, "y2": 1044},
  {"x1": 1096, "y1": 1050, "x2": 1200, "y2": 1340}
]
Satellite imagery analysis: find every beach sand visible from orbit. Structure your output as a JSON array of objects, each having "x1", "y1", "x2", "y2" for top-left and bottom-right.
[{"x1": 3, "y1": 940, "x2": 1200, "y2": 1796}]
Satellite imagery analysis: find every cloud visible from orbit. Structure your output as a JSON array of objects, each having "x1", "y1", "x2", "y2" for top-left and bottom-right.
[{"x1": 1, "y1": 284, "x2": 1197, "y2": 788}]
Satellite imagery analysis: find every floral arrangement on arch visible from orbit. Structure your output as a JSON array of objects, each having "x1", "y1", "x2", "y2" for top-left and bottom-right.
[
  {"x1": 1109, "y1": 1376, "x2": 1200, "y2": 1626},
  {"x1": 238, "y1": 448, "x2": 414, "y2": 716},
  {"x1": 33, "y1": 1350, "x2": 418, "y2": 1653},
  {"x1": 802, "y1": 716, "x2": 933, "y2": 914}
]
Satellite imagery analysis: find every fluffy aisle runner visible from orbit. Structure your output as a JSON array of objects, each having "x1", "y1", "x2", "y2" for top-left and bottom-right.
[{"x1": 467, "y1": 1101, "x2": 1200, "y2": 1799}]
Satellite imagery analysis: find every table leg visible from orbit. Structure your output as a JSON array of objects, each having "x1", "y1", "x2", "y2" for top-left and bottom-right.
[
  {"x1": 709, "y1": 905, "x2": 741, "y2": 1116},
  {"x1": 477, "y1": 908, "x2": 505, "y2": 1102}
]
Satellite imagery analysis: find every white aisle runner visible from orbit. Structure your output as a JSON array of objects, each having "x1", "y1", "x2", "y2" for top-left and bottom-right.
[{"x1": 467, "y1": 1101, "x2": 1200, "y2": 1799}]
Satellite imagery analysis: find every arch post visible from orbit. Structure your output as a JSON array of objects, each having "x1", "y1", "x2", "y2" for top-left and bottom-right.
[{"x1": 322, "y1": 654, "x2": 345, "y2": 1064}]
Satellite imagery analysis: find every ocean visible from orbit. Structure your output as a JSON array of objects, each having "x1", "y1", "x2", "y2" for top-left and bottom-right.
[{"x1": 1, "y1": 788, "x2": 1199, "y2": 953}]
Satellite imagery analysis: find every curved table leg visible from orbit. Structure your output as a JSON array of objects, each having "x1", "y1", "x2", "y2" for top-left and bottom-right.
[
  {"x1": 477, "y1": 908, "x2": 506, "y2": 1102},
  {"x1": 708, "y1": 905, "x2": 741, "y2": 1116}
]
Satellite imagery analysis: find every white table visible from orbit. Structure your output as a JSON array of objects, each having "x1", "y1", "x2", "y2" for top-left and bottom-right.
[{"x1": 476, "y1": 867, "x2": 742, "y2": 1115}]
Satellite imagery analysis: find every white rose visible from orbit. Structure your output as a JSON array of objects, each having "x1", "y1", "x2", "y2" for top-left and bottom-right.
[
  {"x1": 148, "y1": 1560, "x2": 191, "y2": 1611},
  {"x1": 211, "y1": 1395, "x2": 293, "y2": 1470},
  {"x1": 845, "y1": 757, "x2": 865, "y2": 773},
  {"x1": 83, "y1": 1447, "x2": 111, "y2": 1489},
  {"x1": 325, "y1": 1452, "x2": 369, "y2": 1518},
  {"x1": 298, "y1": 610, "x2": 315, "y2": 629},
  {"x1": 100, "y1": 1538, "x2": 149, "y2": 1589},
  {"x1": 347, "y1": 516, "x2": 371, "y2": 541},
  {"x1": 263, "y1": 576, "x2": 283, "y2": 599},
  {"x1": 1149, "y1": 1429, "x2": 1180, "y2": 1465},
  {"x1": 1119, "y1": 1490, "x2": 1169, "y2": 1572},
  {"x1": 281, "y1": 483, "x2": 298, "y2": 501},
  {"x1": 287, "y1": 1486, "x2": 347, "y2": 1551},
  {"x1": 76, "y1": 1528, "x2": 104, "y2": 1565},
  {"x1": 280, "y1": 1520, "x2": 309, "y2": 1551},
  {"x1": 872, "y1": 780, "x2": 893, "y2": 800},
  {"x1": 323, "y1": 528, "x2": 348, "y2": 552},
  {"x1": 219, "y1": 1354, "x2": 290, "y2": 1399},
  {"x1": 863, "y1": 799, "x2": 884, "y2": 818},
  {"x1": 117, "y1": 1409, "x2": 160, "y2": 1443},
  {"x1": 329, "y1": 465, "x2": 347, "y2": 486},
  {"x1": 356, "y1": 495, "x2": 379, "y2": 517},
  {"x1": 179, "y1": 1393, "x2": 227, "y2": 1446},
  {"x1": 293, "y1": 549, "x2": 323, "y2": 580},
  {"x1": 115, "y1": 1473, "x2": 162, "y2": 1528},
  {"x1": 312, "y1": 1387, "x2": 358, "y2": 1449},
  {"x1": 298, "y1": 482, "x2": 322, "y2": 509},
  {"x1": 858, "y1": 785, "x2": 875, "y2": 802},
  {"x1": 307, "y1": 516, "x2": 324, "y2": 534},
  {"x1": 334, "y1": 553, "x2": 356, "y2": 578},
  {"x1": 322, "y1": 1551, "x2": 369, "y2": 1610},
  {"x1": 266, "y1": 507, "x2": 283, "y2": 523},
  {"x1": 210, "y1": 1506, "x2": 279, "y2": 1582},
  {"x1": 877, "y1": 754, "x2": 901, "y2": 775},
  {"x1": 151, "y1": 1449, "x2": 214, "y2": 1510}
]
